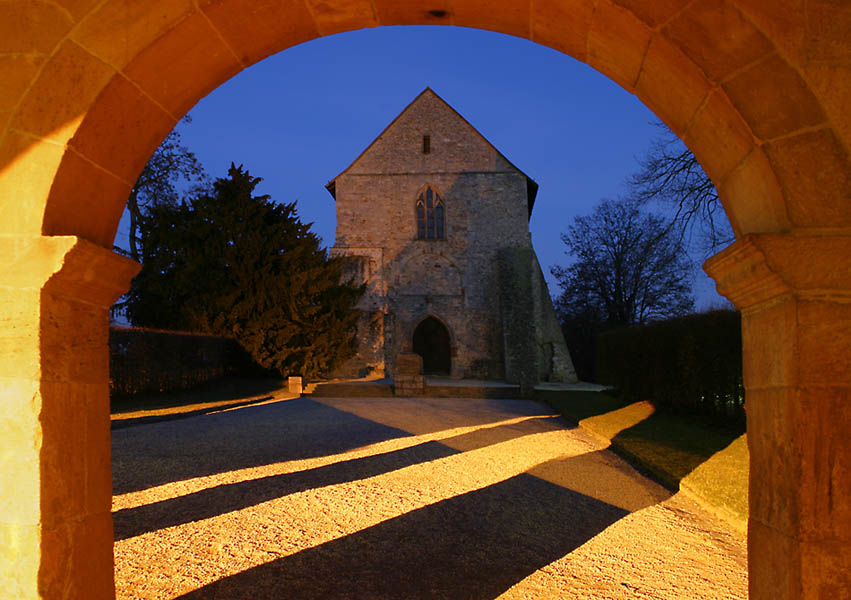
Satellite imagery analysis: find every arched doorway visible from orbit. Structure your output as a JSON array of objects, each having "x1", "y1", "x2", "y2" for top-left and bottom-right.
[
  {"x1": 412, "y1": 316, "x2": 452, "y2": 376},
  {"x1": 2, "y1": 2, "x2": 851, "y2": 598}
]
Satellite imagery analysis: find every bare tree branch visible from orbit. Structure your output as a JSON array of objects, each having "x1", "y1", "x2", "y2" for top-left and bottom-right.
[{"x1": 629, "y1": 122, "x2": 734, "y2": 255}]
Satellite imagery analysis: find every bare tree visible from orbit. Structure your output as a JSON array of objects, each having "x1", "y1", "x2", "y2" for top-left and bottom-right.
[
  {"x1": 629, "y1": 122, "x2": 734, "y2": 254},
  {"x1": 124, "y1": 117, "x2": 207, "y2": 261},
  {"x1": 552, "y1": 197, "x2": 694, "y2": 328}
]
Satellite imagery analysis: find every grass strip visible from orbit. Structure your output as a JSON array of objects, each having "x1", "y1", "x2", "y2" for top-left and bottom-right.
[{"x1": 542, "y1": 389, "x2": 748, "y2": 527}]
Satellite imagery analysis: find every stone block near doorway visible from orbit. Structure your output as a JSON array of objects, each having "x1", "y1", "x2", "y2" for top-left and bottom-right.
[
  {"x1": 395, "y1": 352, "x2": 425, "y2": 395},
  {"x1": 288, "y1": 376, "x2": 303, "y2": 394}
]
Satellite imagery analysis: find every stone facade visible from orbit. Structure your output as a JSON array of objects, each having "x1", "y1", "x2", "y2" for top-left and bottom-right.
[{"x1": 328, "y1": 89, "x2": 577, "y2": 383}]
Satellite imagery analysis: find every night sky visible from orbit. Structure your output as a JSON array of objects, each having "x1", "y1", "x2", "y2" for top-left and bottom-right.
[{"x1": 116, "y1": 25, "x2": 726, "y2": 307}]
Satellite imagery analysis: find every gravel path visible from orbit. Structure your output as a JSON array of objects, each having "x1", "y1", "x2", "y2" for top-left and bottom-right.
[{"x1": 113, "y1": 395, "x2": 747, "y2": 599}]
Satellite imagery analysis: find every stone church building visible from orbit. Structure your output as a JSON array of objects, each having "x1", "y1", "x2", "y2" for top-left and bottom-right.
[{"x1": 327, "y1": 88, "x2": 577, "y2": 384}]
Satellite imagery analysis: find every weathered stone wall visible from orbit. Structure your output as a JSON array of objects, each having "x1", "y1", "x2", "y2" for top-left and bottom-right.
[
  {"x1": 331, "y1": 90, "x2": 540, "y2": 380},
  {"x1": 530, "y1": 254, "x2": 577, "y2": 382}
]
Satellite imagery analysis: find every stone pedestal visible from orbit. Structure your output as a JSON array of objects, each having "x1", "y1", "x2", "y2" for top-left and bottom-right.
[
  {"x1": 0, "y1": 236, "x2": 139, "y2": 599},
  {"x1": 394, "y1": 352, "x2": 425, "y2": 396},
  {"x1": 287, "y1": 376, "x2": 303, "y2": 395},
  {"x1": 705, "y1": 235, "x2": 851, "y2": 600}
]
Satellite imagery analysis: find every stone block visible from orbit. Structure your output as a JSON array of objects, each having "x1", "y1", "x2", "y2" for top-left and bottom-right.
[
  {"x1": 288, "y1": 376, "x2": 303, "y2": 394},
  {"x1": 396, "y1": 352, "x2": 423, "y2": 376},
  {"x1": 723, "y1": 53, "x2": 826, "y2": 142},
  {"x1": 746, "y1": 387, "x2": 804, "y2": 536},
  {"x1": 0, "y1": 289, "x2": 40, "y2": 380},
  {"x1": 38, "y1": 382, "x2": 88, "y2": 530},
  {"x1": 799, "y1": 537, "x2": 851, "y2": 600},
  {"x1": 636, "y1": 33, "x2": 712, "y2": 135},
  {"x1": 452, "y1": 0, "x2": 530, "y2": 38},
  {"x1": 10, "y1": 40, "x2": 113, "y2": 144},
  {"x1": 0, "y1": 411, "x2": 41, "y2": 523},
  {"x1": 733, "y1": 0, "x2": 805, "y2": 66},
  {"x1": 71, "y1": 0, "x2": 194, "y2": 69},
  {"x1": 373, "y1": 0, "x2": 450, "y2": 26},
  {"x1": 200, "y1": 0, "x2": 318, "y2": 65},
  {"x1": 0, "y1": 0, "x2": 73, "y2": 54},
  {"x1": 755, "y1": 235, "x2": 851, "y2": 292},
  {"x1": 54, "y1": 0, "x2": 102, "y2": 22},
  {"x1": 303, "y1": 0, "x2": 377, "y2": 36},
  {"x1": 587, "y1": 0, "x2": 652, "y2": 90},
  {"x1": 794, "y1": 386, "x2": 851, "y2": 541},
  {"x1": 805, "y1": 65, "x2": 851, "y2": 156},
  {"x1": 70, "y1": 74, "x2": 175, "y2": 185},
  {"x1": 718, "y1": 147, "x2": 790, "y2": 235},
  {"x1": 0, "y1": 522, "x2": 39, "y2": 599},
  {"x1": 39, "y1": 294, "x2": 109, "y2": 385},
  {"x1": 0, "y1": 53, "x2": 46, "y2": 112},
  {"x1": 40, "y1": 513, "x2": 114, "y2": 600},
  {"x1": 663, "y1": 0, "x2": 773, "y2": 82},
  {"x1": 394, "y1": 373, "x2": 424, "y2": 396},
  {"x1": 741, "y1": 297, "x2": 797, "y2": 389},
  {"x1": 764, "y1": 129, "x2": 851, "y2": 228},
  {"x1": 531, "y1": 0, "x2": 594, "y2": 62},
  {"x1": 611, "y1": 0, "x2": 691, "y2": 27},
  {"x1": 685, "y1": 88, "x2": 756, "y2": 186},
  {"x1": 0, "y1": 132, "x2": 66, "y2": 236},
  {"x1": 41, "y1": 148, "x2": 130, "y2": 247},
  {"x1": 123, "y1": 11, "x2": 242, "y2": 118},
  {"x1": 797, "y1": 300, "x2": 851, "y2": 387},
  {"x1": 748, "y1": 518, "x2": 798, "y2": 600}
]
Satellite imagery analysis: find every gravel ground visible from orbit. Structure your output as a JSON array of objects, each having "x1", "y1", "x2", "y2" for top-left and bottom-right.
[{"x1": 113, "y1": 395, "x2": 747, "y2": 599}]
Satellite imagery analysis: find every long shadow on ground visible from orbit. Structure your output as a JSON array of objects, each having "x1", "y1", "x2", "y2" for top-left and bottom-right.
[
  {"x1": 114, "y1": 417, "x2": 565, "y2": 540},
  {"x1": 176, "y1": 472, "x2": 629, "y2": 600},
  {"x1": 112, "y1": 398, "x2": 417, "y2": 495}
]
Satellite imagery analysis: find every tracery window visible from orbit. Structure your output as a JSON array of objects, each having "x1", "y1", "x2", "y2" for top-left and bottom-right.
[{"x1": 416, "y1": 186, "x2": 445, "y2": 240}]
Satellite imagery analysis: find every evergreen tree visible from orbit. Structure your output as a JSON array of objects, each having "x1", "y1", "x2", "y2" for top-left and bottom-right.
[{"x1": 125, "y1": 164, "x2": 363, "y2": 379}]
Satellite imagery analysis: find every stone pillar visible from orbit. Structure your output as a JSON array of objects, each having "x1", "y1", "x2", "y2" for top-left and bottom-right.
[
  {"x1": 704, "y1": 234, "x2": 851, "y2": 600},
  {"x1": 287, "y1": 376, "x2": 303, "y2": 395},
  {"x1": 1, "y1": 236, "x2": 139, "y2": 599}
]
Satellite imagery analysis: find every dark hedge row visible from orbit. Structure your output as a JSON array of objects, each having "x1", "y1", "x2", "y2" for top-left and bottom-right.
[
  {"x1": 595, "y1": 310, "x2": 744, "y2": 424},
  {"x1": 109, "y1": 326, "x2": 251, "y2": 397}
]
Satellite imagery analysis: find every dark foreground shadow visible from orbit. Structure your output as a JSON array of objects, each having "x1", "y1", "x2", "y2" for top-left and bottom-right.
[
  {"x1": 111, "y1": 377, "x2": 284, "y2": 416},
  {"x1": 112, "y1": 398, "x2": 418, "y2": 495},
  {"x1": 114, "y1": 418, "x2": 564, "y2": 540},
  {"x1": 177, "y1": 472, "x2": 629, "y2": 600}
]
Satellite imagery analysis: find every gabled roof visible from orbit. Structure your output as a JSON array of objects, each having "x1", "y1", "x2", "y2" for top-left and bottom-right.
[{"x1": 325, "y1": 87, "x2": 539, "y2": 216}]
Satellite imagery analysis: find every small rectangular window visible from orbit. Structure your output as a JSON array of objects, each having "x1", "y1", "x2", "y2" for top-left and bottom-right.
[{"x1": 423, "y1": 135, "x2": 430, "y2": 154}]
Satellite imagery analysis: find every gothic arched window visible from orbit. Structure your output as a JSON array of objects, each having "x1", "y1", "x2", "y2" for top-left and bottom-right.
[{"x1": 416, "y1": 186, "x2": 445, "y2": 240}]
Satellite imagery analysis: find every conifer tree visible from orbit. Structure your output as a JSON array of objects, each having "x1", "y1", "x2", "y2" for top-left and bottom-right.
[{"x1": 125, "y1": 164, "x2": 363, "y2": 379}]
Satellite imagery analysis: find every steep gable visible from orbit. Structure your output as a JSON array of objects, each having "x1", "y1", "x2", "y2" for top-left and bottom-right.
[{"x1": 327, "y1": 88, "x2": 538, "y2": 213}]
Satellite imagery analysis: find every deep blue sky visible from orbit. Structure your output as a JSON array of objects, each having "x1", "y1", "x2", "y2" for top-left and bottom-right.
[{"x1": 117, "y1": 25, "x2": 725, "y2": 307}]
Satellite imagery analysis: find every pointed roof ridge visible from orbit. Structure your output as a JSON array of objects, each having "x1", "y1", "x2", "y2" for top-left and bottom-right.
[{"x1": 325, "y1": 88, "x2": 538, "y2": 215}]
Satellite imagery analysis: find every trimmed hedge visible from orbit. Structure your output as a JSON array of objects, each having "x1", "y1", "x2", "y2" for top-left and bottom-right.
[
  {"x1": 110, "y1": 326, "x2": 250, "y2": 397},
  {"x1": 595, "y1": 310, "x2": 744, "y2": 425}
]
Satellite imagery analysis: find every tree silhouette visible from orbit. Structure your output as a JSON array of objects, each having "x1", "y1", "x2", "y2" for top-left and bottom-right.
[{"x1": 125, "y1": 164, "x2": 363, "y2": 379}]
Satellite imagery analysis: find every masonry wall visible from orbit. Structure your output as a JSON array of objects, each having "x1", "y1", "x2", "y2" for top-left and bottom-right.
[{"x1": 330, "y1": 90, "x2": 570, "y2": 381}]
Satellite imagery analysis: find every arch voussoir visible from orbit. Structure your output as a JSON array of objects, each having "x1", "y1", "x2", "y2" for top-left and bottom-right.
[{"x1": 1, "y1": 0, "x2": 850, "y2": 597}]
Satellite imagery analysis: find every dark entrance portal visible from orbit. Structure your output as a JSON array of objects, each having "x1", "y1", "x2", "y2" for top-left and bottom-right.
[{"x1": 412, "y1": 317, "x2": 451, "y2": 375}]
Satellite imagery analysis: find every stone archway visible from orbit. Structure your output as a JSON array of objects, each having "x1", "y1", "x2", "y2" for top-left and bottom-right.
[
  {"x1": 412, "y1": 315, "x2": 453, "y2": 375},
  {"x1": 1, "y1": 2, "x2": 849, "y2": 598}
]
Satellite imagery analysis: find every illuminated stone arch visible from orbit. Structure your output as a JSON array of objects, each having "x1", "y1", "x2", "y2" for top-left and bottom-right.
[{"x1": 1, "y1": 1, "x2": 849, "y2": 597}]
